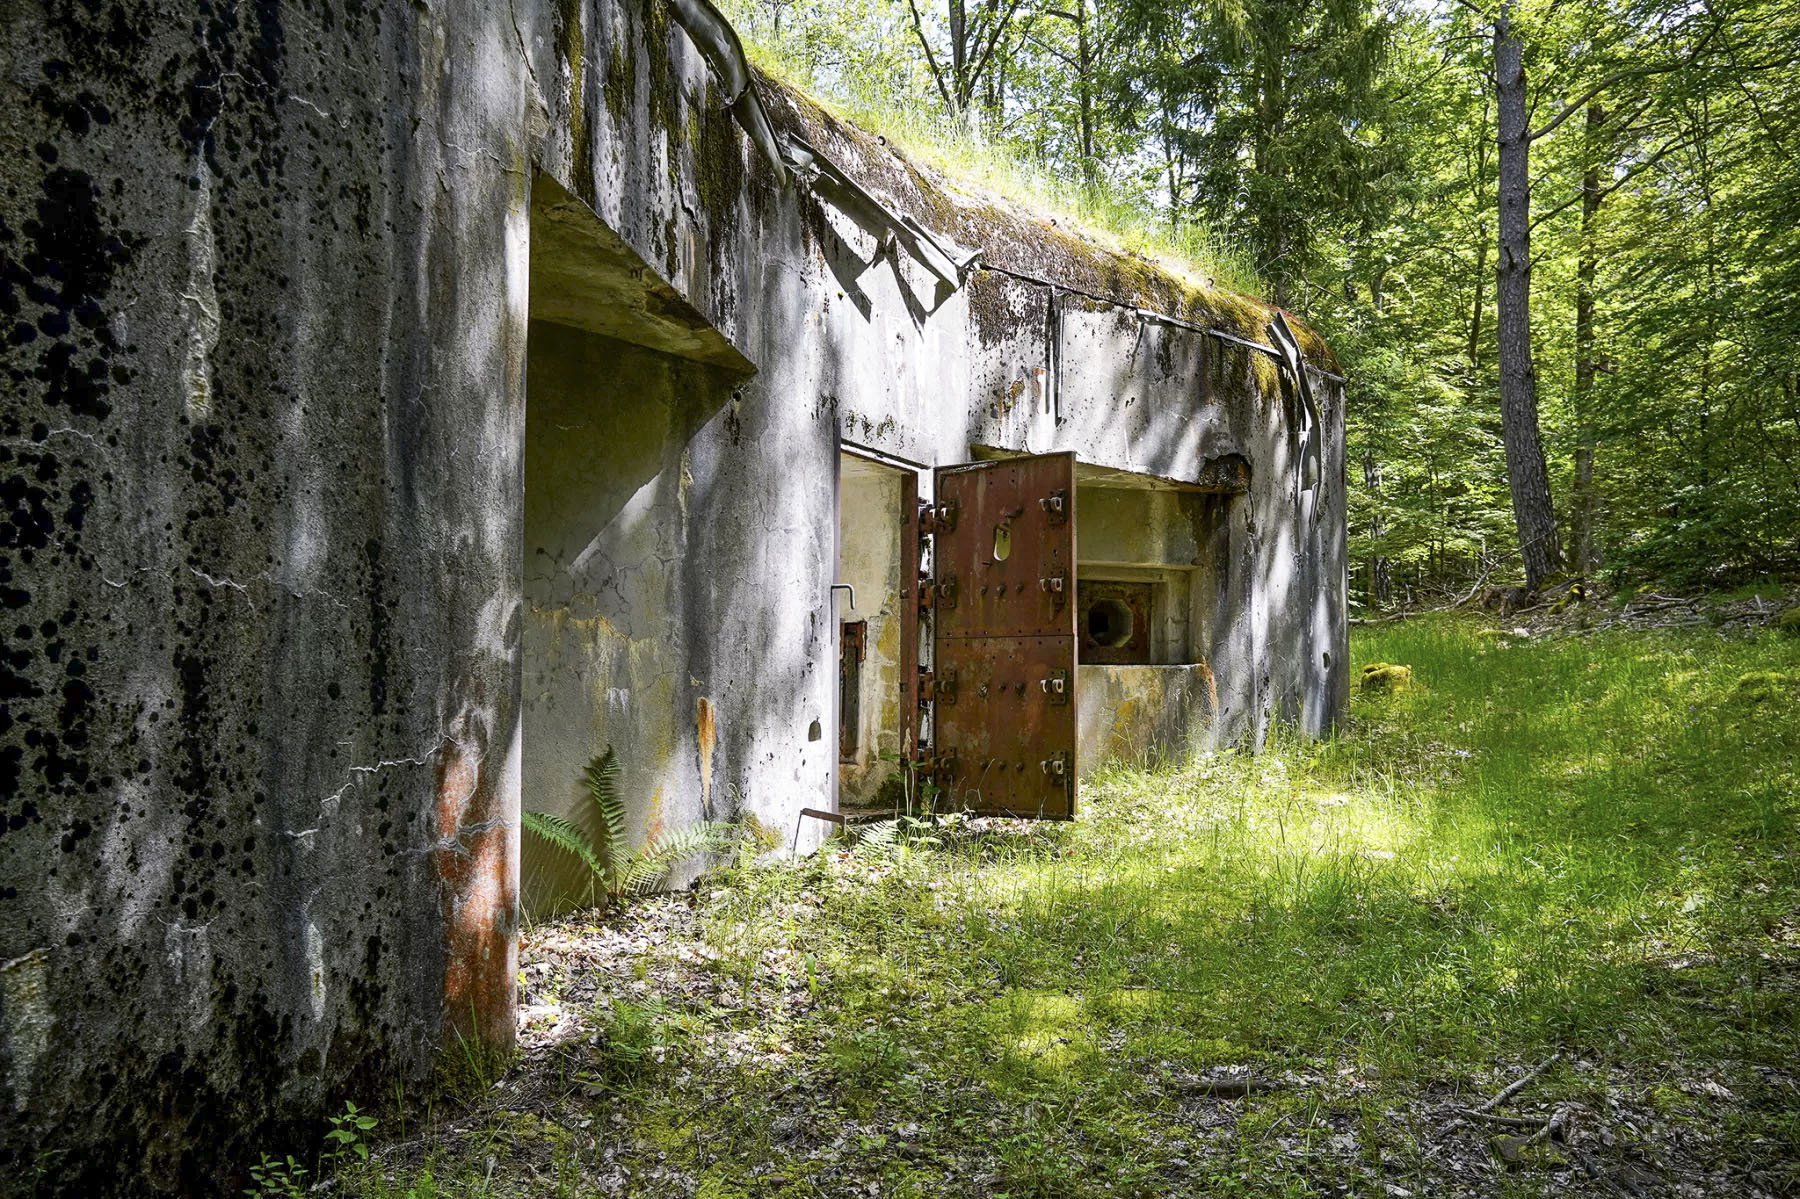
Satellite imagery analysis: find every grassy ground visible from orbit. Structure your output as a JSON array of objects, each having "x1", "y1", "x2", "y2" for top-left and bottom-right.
[{"x1": 332, "y1": 615, "x2": 1798, "y2": 1198}]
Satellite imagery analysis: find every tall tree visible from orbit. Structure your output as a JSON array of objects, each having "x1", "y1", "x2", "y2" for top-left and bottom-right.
[
  {"x1": 904, "y1": 0, "x2": 1029, "y2": 117},
  {"x1": 1492, "y1": 0, "x2": 1562, "y2": 586},
  {"x1": 1568, "y1": 102, "x2": 1606, "y2": 574},
  {"x1": 1118, "y1": 0, "x2": 1393, "y2": 307}
]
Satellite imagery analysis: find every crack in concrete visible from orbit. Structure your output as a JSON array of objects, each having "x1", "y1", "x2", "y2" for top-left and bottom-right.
[
  {"x1": 285, "y1": 93, "x2": 347, "y2": 129},
  {"x1": 189, "y1": 567, "x2": 250, "y2": 594}
]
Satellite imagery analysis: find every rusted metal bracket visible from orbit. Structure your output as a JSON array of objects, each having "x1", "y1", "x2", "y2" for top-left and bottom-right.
[
  {"x1": 920, "y1": 499, "x2": 959, "y2": 536},
  {"x1": 1039, "y1": 750, "x2": 1071, "y2": 779},
  {"x1": 1038, "y1": 573, "x2": 1067, "y2": 607},
  {"x1": 841, "y1": 619, "x2": 866, "y2": 663},
  {"x1": 1040, "y1": 668, "x2": 1069, "y2": 705},
  {"x1": 792, "y1": 806, "x2": 846, "y2": 852},
  {"x1": 925, "y1": 749, "x2": 958, "y2": 786},
  {"x1": 1038, "y1": 488, "x2": 1068, "y2": 525},
  {"x1": 934, "y1": 573, "x2": 959, "y2": 610},
  {"x1": 928, "y1": 667, "x2": 957, "y2": 705}
]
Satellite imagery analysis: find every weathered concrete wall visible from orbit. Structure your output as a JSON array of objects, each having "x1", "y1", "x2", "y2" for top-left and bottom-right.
[
  {"x1": 1077, "y1": 665, "x2": 1219, "y2": 775},
  {"x1": 3, "y1": 0, "x2": 530, "y2": 1190},
  {"x1": 0, "y1": 0, "x2": 1344, "y2": 1188},
  {"x1": 1077, "y1": 486, "x2": 1208, "y2": 569}
]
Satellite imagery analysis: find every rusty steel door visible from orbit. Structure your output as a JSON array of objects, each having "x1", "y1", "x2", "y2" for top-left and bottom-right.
[{"x1": 929, "y1": 452, "x2": 1077, "y2": 818}]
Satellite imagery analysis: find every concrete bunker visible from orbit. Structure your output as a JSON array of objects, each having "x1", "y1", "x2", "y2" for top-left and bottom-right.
[{"x1": 0, "y1": 0, "x2": 1346, "y2": 1183}]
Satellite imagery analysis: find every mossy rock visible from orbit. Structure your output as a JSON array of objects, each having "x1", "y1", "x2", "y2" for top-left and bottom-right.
[
  {"x1": 1359, "y1": 663, "x2": 1414, "y2": 695},
  {"x1": 1776, "y1": 607, "x2": 1800, "y2": 636},
  {"x1": 1728, "y1": 671, "x2": 1796, "y2": 707}
]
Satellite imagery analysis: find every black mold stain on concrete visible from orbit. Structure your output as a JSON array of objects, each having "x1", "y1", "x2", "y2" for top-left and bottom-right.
[{"x1": 2, "y1": 0, "x2": 438, "y2": 1193}]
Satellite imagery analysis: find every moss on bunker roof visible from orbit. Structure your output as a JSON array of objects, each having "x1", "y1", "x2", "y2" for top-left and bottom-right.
[{"x1": 757, "y1": 74, "x2": 1336, "y2": 370}]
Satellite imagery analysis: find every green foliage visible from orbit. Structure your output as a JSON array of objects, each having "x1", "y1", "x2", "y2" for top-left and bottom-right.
[
  {"x1": 719, "y1": 0, "x2": 1263, "y2": 294},
  {"x1": 324, "y1": 1101, "x2": 379, "y2": 1169},
  {"x1": 591, "y1": 995, "x2": 712, "y2": 1079},
  {"x1": 523, "y1": 747, "x2": 739, "y2": 908},
  {"x1": 246, "y1": 1102, "x2": 379, "y2": 1198},
  {"x1": 245, "y1": 1154, "x2": 308, "y2": 1199}
]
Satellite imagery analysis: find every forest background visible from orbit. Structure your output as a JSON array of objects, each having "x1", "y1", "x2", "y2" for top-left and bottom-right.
[{"x1": 720, "y1": 0, "x2": 1800, "y2": 603}]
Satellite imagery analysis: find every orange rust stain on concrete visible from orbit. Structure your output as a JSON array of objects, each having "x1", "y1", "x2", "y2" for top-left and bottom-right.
[
  {"x1": 644, "y1": 787, "x2": 665, "y2": 843},
  {"x1": 436, "y1": 738, "x2": 518, "y2": 1053},
  {"x1": 696, "y1": 697, "x2": 717, "y2": 814}
]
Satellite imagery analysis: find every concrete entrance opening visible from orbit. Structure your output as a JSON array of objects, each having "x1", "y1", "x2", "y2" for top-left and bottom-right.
[
  {"x1": 834, "y1": 451, "x2": 919, "y2": 810},
  {"x1": 1072, "y1": 462, "x2": 1246, "y2": 773},
  {"x1": 521, "y1": 176, "x2": 750, "y2": 913}
]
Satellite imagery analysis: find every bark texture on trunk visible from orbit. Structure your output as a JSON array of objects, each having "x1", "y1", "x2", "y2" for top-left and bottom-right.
[{"x1": 1494, "y1": 5, "x2": 1563, "y2": 589}]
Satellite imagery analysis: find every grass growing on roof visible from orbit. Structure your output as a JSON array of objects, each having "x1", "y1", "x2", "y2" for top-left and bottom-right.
[
  {"x1": 718, "y1": 8, "x2": 1264, "y2": 300},
  {"x1": 352, "y1": 615, "x2": 1800, "y2": 1197}
]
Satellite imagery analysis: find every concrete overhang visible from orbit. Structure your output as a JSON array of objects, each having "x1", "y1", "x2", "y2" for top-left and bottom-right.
[{"x1": 529, "y1": 173, "x2": 754, "y2": 374}]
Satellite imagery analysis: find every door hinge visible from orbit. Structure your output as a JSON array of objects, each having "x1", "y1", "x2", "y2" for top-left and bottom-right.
[
  {"x1": 1038, "y1": 573, "x2": 1067, "y2": 607},
  {"x1": 934, "y1": 572, "x2": 958, "y2": 609},
  {"x1": 1040, "y1": 668, "x2": 1069, "y2": 705},
  {"x1": 916, "y1": 748, "x2": 958, "y2": 784},
  {"x1": 920, "y1": 499, "x2": 959, "y2": 536},
  {"x1": 1039, "y1": 488, "x2": 1069, "y2": 525},
  {"x1": 919, "y1": 667, "x2": 956, "y2": 705},
  {"x1": 1039, "y1": 750, "x2": 1070, "y2": 778}
]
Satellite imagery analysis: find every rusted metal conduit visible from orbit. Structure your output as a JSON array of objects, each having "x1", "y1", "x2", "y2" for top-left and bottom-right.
[
  {"x1": 664, "y1": 0, "x2": 1346, "y2": 386},
  {"x1": 979, "y1": 261, "x2": 1347, "y2": 385}
]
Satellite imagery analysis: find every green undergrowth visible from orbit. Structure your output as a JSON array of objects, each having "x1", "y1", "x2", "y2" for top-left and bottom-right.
[{"x1": 354, "y1": 616, "x2": 1799, "y2": 1196}]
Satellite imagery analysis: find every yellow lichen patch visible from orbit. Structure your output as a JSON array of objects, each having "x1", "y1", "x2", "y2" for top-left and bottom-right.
[{"x1": 1359, "y1": 663, "x2": 1414, "y2": 696}]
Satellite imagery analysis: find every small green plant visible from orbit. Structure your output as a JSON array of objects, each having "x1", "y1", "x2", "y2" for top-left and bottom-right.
[
  {"x1": 324, "y1": 1099, "x2": 379, "y2": 1169},
  {"x1": 523, "y1": 748, "x2": 738, "y2": 907},
  {"x1": 245, "y1": 1153, "x2": 308, "y2": 1199},
  {"x1": 592, "y1": 995, "x2": 710, "y2": 1078},
  {"x1": 244, "y1": 1100, "x2": 380, "y2": 1197}
]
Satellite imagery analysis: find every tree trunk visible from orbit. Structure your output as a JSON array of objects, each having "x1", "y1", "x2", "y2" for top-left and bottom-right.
[
  {"x1": 1494, "y1": 4, "x2": 1563, "y2": 588},
  {"x1": 949, "y1": 0, "x2": 968, "y2": 110},
  {"x1": 1468, "y1": 234, "x2": 1487, "y2": 372},
  {"x1": 1076, "y1": 0, "x2": 1095, "y2": 187},
  {"x1": 1569, "y1": 103, "x2": 1605, "y2": 575}
]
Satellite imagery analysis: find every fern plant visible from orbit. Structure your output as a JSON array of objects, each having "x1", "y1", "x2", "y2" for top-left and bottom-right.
[{"x1": 523, "y1": 748, "x2": 737, "y2": 907}]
